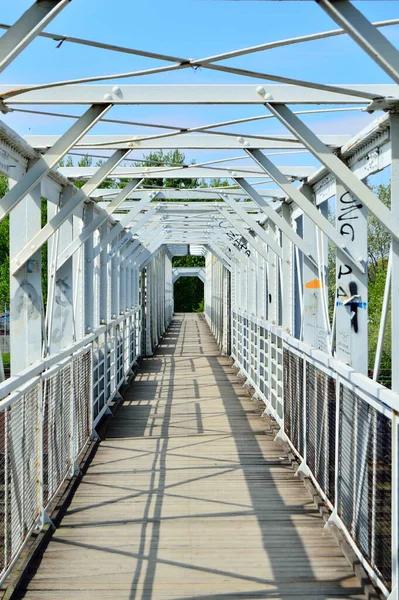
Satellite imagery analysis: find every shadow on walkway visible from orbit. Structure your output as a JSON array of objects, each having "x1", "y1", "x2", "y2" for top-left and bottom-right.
[{"x1": 18, "y1": 314, "x2": 365, "y2": 600}]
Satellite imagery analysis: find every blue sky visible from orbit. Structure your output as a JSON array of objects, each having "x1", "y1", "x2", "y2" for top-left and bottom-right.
[{"x1": 0, "y1": 0, "x2": 398, "y2": 182}]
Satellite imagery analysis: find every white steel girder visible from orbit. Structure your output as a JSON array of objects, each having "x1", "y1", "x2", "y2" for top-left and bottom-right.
[
  {"x1": 0, "y1": 0, "x2": 71, "y2": 75},
  {"x1": 0, "y1": 84, "x2": 397, "y2": 105}
]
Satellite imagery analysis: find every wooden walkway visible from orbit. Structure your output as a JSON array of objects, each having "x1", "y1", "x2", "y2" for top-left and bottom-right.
[{"x1": 20, "y1": 314, "x2": 365, "y2": 599}]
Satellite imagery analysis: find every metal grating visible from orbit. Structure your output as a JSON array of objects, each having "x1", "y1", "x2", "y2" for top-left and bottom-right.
[
  {"x1": 0, "y1": 385, "x2": 40, "y2": 577},
  {"x1": 73, "y1": 350, "x2": 92, "y2": 457},
  {"x1": 283, "y1": 349, "x2": 304, "y2": 455},
  {"x1": 339, "y1": 385, "x2": 392, "y2": 590},
  {"x1": 306, "y1": 363, "x2": 336, "y2": 503},
  {"x1": 42, "y1": 364, "x2": 72, "y2": 506}
]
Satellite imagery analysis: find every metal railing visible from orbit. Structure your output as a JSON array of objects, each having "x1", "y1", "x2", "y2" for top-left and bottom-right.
[
  {"x1": 0, "y1": 307, "x2": 141, "y2": 584},
  {"x1": 230, "y1": 309, "x2": 398, "y2": 598}
]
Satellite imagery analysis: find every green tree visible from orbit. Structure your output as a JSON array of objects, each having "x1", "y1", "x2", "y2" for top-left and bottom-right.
[
  {"x1": 0, "y1": 176, "x2": 9, "y2": 307},
  {"x1": 367, "y1": 183, "x2": 391, "y2": 383},
  {"x1": 368, "y1": 183, "x2": 390, "y2": 281},
  {"x1": 119, "y1": 150, "x2": 199, "y2": 191},
  {"x1": 172, "y1": 256, "x2": 205, "y2": 312}
]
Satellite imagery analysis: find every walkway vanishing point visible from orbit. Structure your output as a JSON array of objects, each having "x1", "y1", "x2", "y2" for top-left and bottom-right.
[{"x1": 18, "y1": 315, "x2": 366, "y2": 600}]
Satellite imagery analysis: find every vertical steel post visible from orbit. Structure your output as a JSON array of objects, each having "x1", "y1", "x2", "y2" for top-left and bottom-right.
[
  {"x1": 83, "y1": 203, "x2": 94, "y2": 336},
  {"x1": 10, "y1": 181, "x2": 43, "y2": 373},
  {"x1": 281, "y1": 203, "x2": 293, "y2": 335},
  {"x1": 390, "y1": 113, "x2": 399, "y2": 600},
  {"x1": 335, "y1": 182, "x2": 368, "y2": 374},
  {"x1": 47, "y1": 186, "x2": 74, "y2": 354}
]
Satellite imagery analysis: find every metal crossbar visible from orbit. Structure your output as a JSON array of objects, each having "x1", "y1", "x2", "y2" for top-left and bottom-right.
[{"x1": 0, "y1": 1, "x2": 399, "y2": 597}]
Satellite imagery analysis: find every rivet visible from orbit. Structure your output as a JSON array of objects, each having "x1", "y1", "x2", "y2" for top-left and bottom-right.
[
  {"x1": 103, "y1": 93, "x2": 113, "y2": 102},
  {"x1": 256, "y1": 86, "x2": 266, "y2": 97},
  {"x1": 112, "y1": 85, "x2": 122, "y2": 96}
]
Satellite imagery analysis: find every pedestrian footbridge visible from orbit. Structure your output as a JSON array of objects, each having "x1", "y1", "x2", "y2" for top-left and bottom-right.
[{"x1": 0, "y1": 2, "x2": 398, "y2": 599}]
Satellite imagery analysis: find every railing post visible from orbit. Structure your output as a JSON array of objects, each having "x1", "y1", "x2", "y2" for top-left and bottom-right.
[
  {"x1": 325, "y1": 373, "x2": 341, "y2": 528},
  {"x1": 38, "y1": 382, "x2": 53, "y2": 530},
  {"x1": 390, "y1": 410, "x2": 398, "y2": 600}
]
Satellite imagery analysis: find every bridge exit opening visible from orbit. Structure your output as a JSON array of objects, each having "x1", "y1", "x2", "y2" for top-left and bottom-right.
[{"x1": 172, "y1": 255, "x2": 206, "y2": 313}]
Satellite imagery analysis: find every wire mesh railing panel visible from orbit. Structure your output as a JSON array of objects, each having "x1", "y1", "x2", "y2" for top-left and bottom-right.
[
  {"x1": 42, "y1": 364, "x2": 72, "y2": 507},
  {"x1": 0, "y1": 384, "x2": 40, "y2": 578},
  {"x1": 306, "y1": 363, "x2": 336, "y2": 504},
  {"x1": 73, "y1": 350, "x2": 92, "y2": 458},
  {"x1": 92, "y1": 342, "x2": 104, "y2": 421},
  {"x1": 339, "y1": 385, "x2": 392, "y2": 590},
  {"x1": 227, "y1": 307, "x2": 398, "y2": 593},
  {"x1": 283, "y1": 349, "x2": 304, "y2": 456},
  {"x1": 130, "y1": 316, "x2": 136, "y2": 364},
  {"x1": 116, "y1": 325, "x2": 124, "y2": 386}
]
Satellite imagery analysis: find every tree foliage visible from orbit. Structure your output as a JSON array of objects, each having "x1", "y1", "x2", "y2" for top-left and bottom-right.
[
  {"x1": 368, "y1": 183, "x2": 390, "y2": 281},
  {"x1": 367, "y1": 183, "x2": 391, "y2": 383}
]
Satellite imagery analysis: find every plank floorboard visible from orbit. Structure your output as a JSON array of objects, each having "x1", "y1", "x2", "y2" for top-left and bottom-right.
[{"x1": 19, "y1": 314, "x2": 366, "y2": 600}]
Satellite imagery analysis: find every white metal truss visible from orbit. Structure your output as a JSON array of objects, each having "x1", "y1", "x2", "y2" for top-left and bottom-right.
[{"x1": 0, "y1": 2, "x2": 399, "y2": 598}]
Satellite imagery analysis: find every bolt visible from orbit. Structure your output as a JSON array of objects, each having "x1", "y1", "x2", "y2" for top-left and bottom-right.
[
  {"x1": 112, "y1": 85, "x2": 122, "y2": 96},
  {"x1": 103, "y1": 93, "x2": 113, "y2": 102}
]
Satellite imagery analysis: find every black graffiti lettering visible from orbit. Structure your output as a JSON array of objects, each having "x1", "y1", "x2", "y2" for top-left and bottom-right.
[
  {"x1": 337, "y1": 286, "x2": 347, "y2": 298},
  {"x1": 348, "y1": 281, "x2": 359, "y2": 333},
  {"x1": 337, "y1": 203, "x2": 363, "y2": 221},
  {"x1": 338, "y1": 264, "x2": 353, "y2": 279},
  {"x1": 340, "y1": 190, "x2": 359, "y2": 205},
  {"x1": 339, "y1": 223, "x2": 355, "y2": 241}
]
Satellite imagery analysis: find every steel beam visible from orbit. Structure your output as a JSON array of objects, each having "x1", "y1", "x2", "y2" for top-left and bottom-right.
[
  {"x1": 11, "y1": 149, "x2": 129, "y2": 274},
  {"x1": 248, "y1": 148, "x2": 364, "y2": 273},
  {"x1": 10, "y1": 184, "x2": 42, "y2": 374},
  {"x1": 25, "y1": 133, "x2": 352, "y2": 151},
  {"x1": 0, "y1": 0, "x2": 71, "y2": 75},
  {"x1": 266, "y1": 103, "x2": 399, "y2": 240},
  {"x1": 109, "y1": 208, "x2": 158, "y2": 258},
  {"x1": 335, "y1": 183, "x2": 368, "y2": 373},
  {"x1": 300, "y1": 186, "x2": 328, "y2": 350},
  {"x1": 391, "y1": 114, "x2": 399, "y2": 393},
  {"x1": 92, "y1": 190, "x2": 284, "y2": 201},
  {"x1": 58, "y1": 165, "x2": 316, "y2": 180},
  {"x1": 316, "y1": 0, "x2": 399, "y2": 86},
  {"x1": 93, "y1": 192, "x2": 158, "y2": 259},
  {"x1": 55, "y1": 179, "x2": 143, "y2": 270},
  {"x1": 216, "y1": 210, "x2": 267, "y2": 264},
  {"x1": 220, "y1": 193, "x2": 283, "y2": 258},
  {"x1": 233, "y1": 177, "x2": 316, "y2": 262},
  {"x1": 0, "y1": 84, "x2": 397, "y2": 105},
  {"x1": 0, "y1": 104, "x2": 111, "y2": 221}
]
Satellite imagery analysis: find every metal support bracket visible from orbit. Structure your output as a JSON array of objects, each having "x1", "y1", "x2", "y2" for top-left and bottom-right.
[{"x1": 295, "y1": 459, "x2": 312, "y2": 478}]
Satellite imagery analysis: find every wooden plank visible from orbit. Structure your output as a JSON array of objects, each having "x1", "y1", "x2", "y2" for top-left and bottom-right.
[{"x1": 21, "y1": 314, "x2": 366, "y2": 600}]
